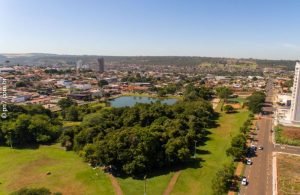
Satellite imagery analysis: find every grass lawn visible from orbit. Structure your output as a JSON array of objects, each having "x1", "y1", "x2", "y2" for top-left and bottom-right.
[
  {"x1": 277, "y1": 153, "x2": 300, "y2": 195},
  {"x1": 228, "y1": 97, "x2": 246, "y2": 104},
  {"x1": 117, "y1": 172, "x2": 174, "y2": 195},
  {"x1": 0, "y1": 144, "x2": 114, "y2": 195},
  {"x1": 171, "y1": 109, "x2": 250, "y2": 195}
]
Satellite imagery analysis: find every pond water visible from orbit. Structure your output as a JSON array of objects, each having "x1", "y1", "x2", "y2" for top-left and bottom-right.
[{"x1": 109, "y1": 96, "x2": 177, "y2": 108}]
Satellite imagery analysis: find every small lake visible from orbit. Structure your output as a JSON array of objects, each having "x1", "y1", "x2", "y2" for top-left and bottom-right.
[{"x1": 109, "y1": 96, "x2": 177, "y2": 108}]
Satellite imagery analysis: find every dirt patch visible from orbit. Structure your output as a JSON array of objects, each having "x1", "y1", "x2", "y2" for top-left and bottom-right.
[
  {"x1": 7, "y1": 156, "x2": 56, "y2": 190},
  {"x1": 107, "y1": 173, "x2": 123, "y2": 195},
  {"x1": 224, "y1": 103, "x2": 242, "y2": 109},
  {"x1": 234, "y1": 162, "x2": 244, "y2": 176},
  {"x1": 163, "y1": 171, "x2": 181, "y2": 195},
  {"x1": 55, "y1": 183, "x2": 87, "y2": 195},
  {"x1": 282, "y1": 126, "x2": 300, "y2": 140},
  {"x1": 211, "y1": 98, "x2": 220, "y2": 109},
  {"x1": 277, "y1": 154, "x2": 300, "y2": 195}
]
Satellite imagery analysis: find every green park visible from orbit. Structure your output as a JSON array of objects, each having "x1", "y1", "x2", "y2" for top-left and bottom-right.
[{"x1": 0, "y1": 86, "x2": 265, "y2": 195}]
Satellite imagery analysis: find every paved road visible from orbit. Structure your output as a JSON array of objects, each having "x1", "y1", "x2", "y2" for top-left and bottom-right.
[
  {"x1": 240, "y1": 85, "x2": 273, "y2": 195},
  {"x1": 240, "y1": 79, "x2": 300, "y2": 195}
]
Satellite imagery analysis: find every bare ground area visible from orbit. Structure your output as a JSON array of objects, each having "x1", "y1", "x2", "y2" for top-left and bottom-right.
[
  {"x1": 277, "y1": 154, "x2": 300, "y2": 195},
  {"x1": 282, "y1": 126, "x2": 300, "y2": 140},
  {"x1": 224, "y1": 103, "x2": 242, "y2": 109},
  {"x1": 163, "y1": 171, "x2": 181, "y2": 195},
  {"x1": 107, "y1": 173, "x2": 123, "y2": 195}
]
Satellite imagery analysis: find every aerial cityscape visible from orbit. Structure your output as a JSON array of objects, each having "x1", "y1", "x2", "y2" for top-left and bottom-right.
[{"x1": 0, "y1": 1, "x2": 300, "y2": 195}]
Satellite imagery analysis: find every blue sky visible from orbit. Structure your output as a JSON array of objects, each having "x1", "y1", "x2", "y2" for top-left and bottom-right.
[{"x1": 1, "y1": 0, "x2": 300, "y2": 59}]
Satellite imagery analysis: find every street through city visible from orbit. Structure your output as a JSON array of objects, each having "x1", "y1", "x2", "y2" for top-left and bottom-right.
[{"x1": 240, "y1": 79, "x2": 300, "y2": 195}]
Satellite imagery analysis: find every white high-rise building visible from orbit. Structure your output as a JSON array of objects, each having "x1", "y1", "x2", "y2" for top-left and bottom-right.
[{"x1": 290, "y1": 62, "x2": 300, "y2": 124}]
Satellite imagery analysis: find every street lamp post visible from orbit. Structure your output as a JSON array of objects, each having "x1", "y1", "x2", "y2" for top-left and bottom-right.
[
  {"x1": 144, "y1": 175, "x2": 147, "y2": 195},
  {"x1": 194, "y1": 140, "x2": 197, "y2": 158}
]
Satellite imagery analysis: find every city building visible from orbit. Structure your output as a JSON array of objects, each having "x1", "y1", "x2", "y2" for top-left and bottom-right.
[
  {"x1": 275, "y1": 62, "x2": 300, "y2": 126},
  {"x1": 95, "y1": 58, "x2": 104, "y2": 73},
  {"x1": 290, "y1": 62, "x2": 300, "y2": 124}
]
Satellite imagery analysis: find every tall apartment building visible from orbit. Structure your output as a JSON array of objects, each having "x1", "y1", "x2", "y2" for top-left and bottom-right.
[
  {"x1": 96, "y1": 58, "x2": 104, "y2": 73},
  {"x1": 290, "y1": 61, "x2": 300, "y2": 124}
]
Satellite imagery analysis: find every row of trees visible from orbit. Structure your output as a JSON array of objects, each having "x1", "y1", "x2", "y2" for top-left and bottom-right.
[
  {"x1": 213, "y1": 113, "x2": 254, "y2": 194},
  {"x1": 0, "y1": 105, "x2": 62, "y2": 147},
  {"x1": 60, "y1": 100, "x2": 216, "y2": 176},
  {"x1": 226, "y1": 114, "x2": 253, "y2": 160},
  {"x1": 212, "y1": 163, "x2": 235, "y2": 195}
]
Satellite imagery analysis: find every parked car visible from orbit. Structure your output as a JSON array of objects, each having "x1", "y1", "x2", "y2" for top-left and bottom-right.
[
  {"x1": 241, "y1": 177, "x2": 248, "y2": 186},
  {"x1": 246, "y1": 159, "x2": 252, "y2": 165},
  {"x1": 250, "y1": 144, "x2": 257, "y2": 151},
  {"x1": 258, "y1": 146, "x2": 264, "y2": 150}
]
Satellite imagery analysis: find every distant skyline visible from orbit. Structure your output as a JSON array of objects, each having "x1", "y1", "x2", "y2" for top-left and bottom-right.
[{"x1": 1, "y1": 0, "x2": 300, "y2": 60}]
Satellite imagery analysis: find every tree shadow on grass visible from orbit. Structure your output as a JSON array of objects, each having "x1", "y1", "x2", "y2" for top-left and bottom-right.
[
  {"x1": 13, "y1": 143, "x2": 40, "y2": 150},
  {"x1": 224, "y1": 110, "x2": 239, "y2": 114},
  {"x1": 196, "y1": 149, "x2": 211, "y2": 155},
  {"x1": 117, "y1": 157, "x2": 206, "y2": 180},
  {"x1": 197, "y1": 130, "x2": 212, "y2": 146}
]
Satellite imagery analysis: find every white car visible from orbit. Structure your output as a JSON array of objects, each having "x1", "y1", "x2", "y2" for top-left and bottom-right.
[
  {"x1": 241, "y1": 177, "x2": 248, "y2": 186},
  {"x1": 246, "y1": 159, "x2": 252, "y2": 165}
]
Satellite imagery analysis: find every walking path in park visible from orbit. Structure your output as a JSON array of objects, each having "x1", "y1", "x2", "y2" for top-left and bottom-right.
[
  {"x1": 163, "y1": 171, "x2": 181, "y2": 195},
  {"x1": 107, "y1": 173, "x2": 123, "y2": 195}
]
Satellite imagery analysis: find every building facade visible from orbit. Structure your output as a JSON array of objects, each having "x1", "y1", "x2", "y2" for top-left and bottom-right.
[
  {"x1": 290, "y1": 62, "x2": 300, "y2": 124},
  {"x1": 96, "y1": 58, "x2": 105, "y2": 73}
]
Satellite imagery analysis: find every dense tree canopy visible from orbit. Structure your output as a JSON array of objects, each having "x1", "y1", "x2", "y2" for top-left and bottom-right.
[
  {"x1": 62, "y1": 100, "x2": 216, "y2": 176},
  {"x1": 57, "y1": 97, "x2": 77, "y2": 110},
  {"x1": 0, "y1": 105, "x2": 62, "y2": 147},
  {"x1": 184, "y1": 84, "x2": 213, "y2": 101},
  {"x1": 247, "y1": 91, "x2": 266, "y2": 113},
  {"x1": 226, "y1": 134, "x2": 247, "y2": 160},
  {"x1": 215, "y1": 87, "x2": 233, "y2": 100},
  {"x1": 212, "y1": 163, "x2": 235, "y2": 195}
]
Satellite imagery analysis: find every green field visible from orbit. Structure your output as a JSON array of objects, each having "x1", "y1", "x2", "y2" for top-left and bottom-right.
[
  {"x1": 118, "y1": 172, "x2": 174, "y2": 195},
  {"x1": 0, "y1": 145, "x2": 114, "y2": 195}
]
